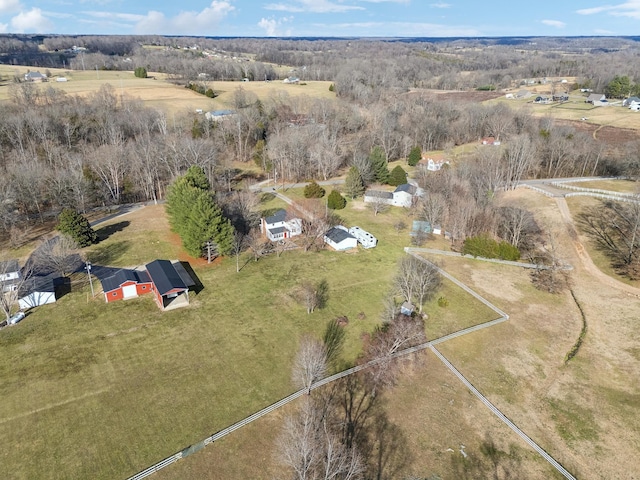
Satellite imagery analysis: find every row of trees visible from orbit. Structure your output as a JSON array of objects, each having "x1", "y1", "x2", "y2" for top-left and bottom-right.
[{"x1": 0, "y1": 67, "x2": 626, "y2": 239}]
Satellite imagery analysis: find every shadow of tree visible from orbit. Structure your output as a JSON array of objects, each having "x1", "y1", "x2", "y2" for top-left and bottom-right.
[
  {"x1": 450, "y1": 434, "x2": 521, "y2": 480},
  {"x1": 95, "y1": 221, "x2": 130, "y2": 242},
  {"x1": 87, "y1": 241, "x2": 131, "y2": 266}
]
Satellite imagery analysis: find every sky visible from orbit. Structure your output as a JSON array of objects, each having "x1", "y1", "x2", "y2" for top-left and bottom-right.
[{"x1": 1, "y1": 0, "x2": 640, "y2": 38}]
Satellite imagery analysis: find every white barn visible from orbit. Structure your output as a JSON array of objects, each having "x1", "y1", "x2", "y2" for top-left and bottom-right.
[
  {"x1": 324, "y1": 226, "x2": 358, "y2": 251},
  {"x1": 18, "y1": 277, "x2": 56, "y2": 310},
  {"x1": 348, "y1": 226, "x2": 377, "y2": 249}
]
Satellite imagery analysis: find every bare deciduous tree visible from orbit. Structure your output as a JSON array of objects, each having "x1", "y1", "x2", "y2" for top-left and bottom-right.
[
  {"x1": 246, "y1": 228, "x2": 270, "y2": 262},
  {"x1": 0, "y1": 256, "x2": 32, "y2": 321},
  {"x1": 293, "y1": 336, "x2": 328, "y2": 394},
  {"x1": 31, "y1": 235, "x2": 81, "y2": 277},
  {"x1": 393, "y1": 256, "x2": 441, "y2": 313}
]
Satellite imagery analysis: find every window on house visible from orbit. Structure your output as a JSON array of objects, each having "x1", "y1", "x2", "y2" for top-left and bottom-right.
[{"x1": 112, "y1": 292, "x2": 117, "y2": 296}]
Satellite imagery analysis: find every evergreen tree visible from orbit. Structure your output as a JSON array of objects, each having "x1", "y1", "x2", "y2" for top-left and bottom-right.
[
  {"x1": 184, "y1": 165, "x2": 210, "y2": 190},
  {"x1": 304, "y1": 181, "x2": 325, "y2": 198},
  {"x1": 388, "y1": 165, "x2": 408, "y2": 187},
  {"x1": 166, "y1": 178, "x2": 202, "y2": 236},
  {"x1": 369, "y1": 146, "x2": 389, "y2": 184},
  {"x1": 605, "y1": 75, "x2": 633, "y2": 99},
  {"x1": 327, "y1": 190, "x2": 346, "y2": 210},
  {"x1": 408, "y1": 146, "x2": 421, "y2": 167},
  {"x1": 344, "y1": 166, "x2": 365, "y2": 198},
  {"x1": 56, "y1": 208, "x2": 97, "y2": 247},
  {"x1": 166, "y1": 167, "x2": 234, "y2": 258},
  {"x1": 181, "y1": 190, "x2": 234, "y2": 257},
  {"x1": 134, "y1": 67, "x2": 147, "y2": 78}
]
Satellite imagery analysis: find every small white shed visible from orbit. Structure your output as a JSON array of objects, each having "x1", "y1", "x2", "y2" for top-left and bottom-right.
[{"x1": 324, "y1": 226, "x2": 358, "y2": 251}]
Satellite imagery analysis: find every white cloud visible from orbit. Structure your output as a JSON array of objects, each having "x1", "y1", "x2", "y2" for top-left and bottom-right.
[
  {"x1": 82, "y1": 11, "x2": 146, "y2": 22},
  {"x1": 11, "y1": 8, "x2": 54, "y2": 33},
  {"x1": 265, "y1": 0, "x2": 364, "y2": 13},
  {"x1": 595, "y1": 28, "x2": 615, "y2": 34},
  {"x1": 83, "y1": 0, "x2": 235, "y2": 35},
  {"x1": 542, "y1": 19, "x2": 566, "y2": 28},
  {"x1": 577, "y1": 2, "x2": 640, "y2": 19},
  {"x1": 258, "y1": 16, "x2": 293, "y2": 36},
  {"x1": 0, "y1": 22, "x2": 7, "y2": 32},
  {"x1": 358, "y1": 0, "x2": 410, "y2": 3},
  {"x1": 430, "y1": 2, "x2": 452, "y2": 8},
  {"x1": 0, "y1": 0, "x2": 21, "y2": 15}
]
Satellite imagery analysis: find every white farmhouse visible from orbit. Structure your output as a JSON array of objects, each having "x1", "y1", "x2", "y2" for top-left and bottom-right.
[{"x1": 261, "y1": 209, "x2": 302, "y2": 242}]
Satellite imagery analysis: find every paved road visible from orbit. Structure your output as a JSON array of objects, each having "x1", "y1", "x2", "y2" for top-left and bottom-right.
[{"x1": 250, "y1": 178, "x2": 345, "y2": 193}]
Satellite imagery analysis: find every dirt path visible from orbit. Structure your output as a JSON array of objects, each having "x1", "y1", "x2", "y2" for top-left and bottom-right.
[{"x1": 555, "y1": 197, "x2": 640, "y2": 297}]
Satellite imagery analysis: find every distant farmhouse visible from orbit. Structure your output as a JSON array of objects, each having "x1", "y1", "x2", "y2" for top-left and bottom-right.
[
  {"x1": 480, "y1": 136, "x2": 501, "y2": 146},
  {"x1": 586, "y1": 93, "x2": 607, "y2": 106},
  {"x1": 24, "y1": 71, "x2": 47, "y2": 82},
  {"x1": 261, "y1": 209, "x2": 302, "y2": 242},
  {"x1": 420, "y1": 154, "x2": 449, "y2": 171},
  {"x1": 364, "y1": 183, "x2": 423, "y2": 208},
  {"x1": 205, "y1": 110, "x2": 236, "y2": 121},
  {"x1": 283, "y1": 77, "x2": 300, "y2": 84}
]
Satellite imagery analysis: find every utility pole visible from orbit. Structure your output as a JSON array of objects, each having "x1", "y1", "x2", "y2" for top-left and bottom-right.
[{"x1": 85, "y1": 261, "x2": 94, "y2": 297}]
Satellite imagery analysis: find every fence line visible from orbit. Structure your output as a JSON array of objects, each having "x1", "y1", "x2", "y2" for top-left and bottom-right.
[
  {"x1": 127, "y1": 253, "x2": 581, "y2": 480},
  {"x1": 516, "y1": 184, "x2": 557, "y2": 197},
  {"x1": 549, "y1": 181, "x2": 636, "y2": 197},
  {"x1": 405, "y1": 248, "x2": 509, "y2": 319},
  {"x1": 429, "y1": 345, "x2": 577, "y2": 480},
  {"x1": 405, "y1": 247, "x2": 573, "y2": 271}
]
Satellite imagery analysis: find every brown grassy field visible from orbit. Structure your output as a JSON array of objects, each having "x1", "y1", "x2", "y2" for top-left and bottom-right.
[
  {"x1": 152, "y1": 187, "x2": 640, "y2": 479},
  {"x1": 0, "y1": 65, "x2": 334, "y2": 115}
]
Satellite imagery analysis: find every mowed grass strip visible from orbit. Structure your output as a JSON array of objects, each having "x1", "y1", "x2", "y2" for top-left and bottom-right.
[{"x1": 0, "y1": 203, "x2": 405, "y2": 480}]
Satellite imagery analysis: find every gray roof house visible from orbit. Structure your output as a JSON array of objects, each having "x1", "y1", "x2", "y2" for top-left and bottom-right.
[
  {"x1": 0, "y1": 259, "x2": 21, "y2": 292},
  {"x1": 18, "y1": 276, "x2": 57, "y2": 310},
  {"x1": 586, "y1": 93, "x2": 607, "y2": 105},
  {"x1": 24, "y1": 71, "x2": 47, "y2": 82},
  {"x1": 324, "y1": 226, "x2": 358, "y2": 251},
  {"x1": 392, "y1": 183, "x2": 421, "y2": 208},
  {"x1": 624, "y1": 96, "x2": 640, "y2": 107},
  {"x1": 261, "y1": 209, "x2": 302, "y2": 242}
]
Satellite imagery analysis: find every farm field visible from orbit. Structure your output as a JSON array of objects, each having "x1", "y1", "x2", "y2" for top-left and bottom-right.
[
  {"x1": 155, "y1": 187, "x2": 640, "y2": 479},
  {"x1": 1, "y1": 56, "x2": 640, "y2": 479},
  {"x1": 0, "y1": 198, "x2": 425, "y2": 480},
  {"x1": 0, "y1": 65, "x2": 334, "y2": 115},
  {"x1": 566, "y1": 178, "x2": 638, "y2": 193}
]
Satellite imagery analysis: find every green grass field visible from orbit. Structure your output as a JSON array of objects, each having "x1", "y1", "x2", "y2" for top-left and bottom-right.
[{"x1": 0, "y1": 193, "x2": 497, "y2": 479}]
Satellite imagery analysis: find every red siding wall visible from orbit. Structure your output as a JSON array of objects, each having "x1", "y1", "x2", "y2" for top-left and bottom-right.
[
  {"x1": 105, "y1": 288, "x2": 123, "y2": 303},
  {"x1": 136, "y1": 282, "x2": 153, "y2": 295}
]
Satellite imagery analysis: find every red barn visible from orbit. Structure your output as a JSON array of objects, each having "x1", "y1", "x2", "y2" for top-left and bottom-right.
[
  {"x1": 101, "y1": 269, "x2": 153, "y2": 303},
  {"x1": 145, "y1": 260, "x2": 195, "y2": 310}
]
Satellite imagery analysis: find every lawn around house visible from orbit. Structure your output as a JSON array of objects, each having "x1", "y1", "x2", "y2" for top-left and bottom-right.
[{"x1": 0, "y1": 200, "x2": 405, "y2": 479}]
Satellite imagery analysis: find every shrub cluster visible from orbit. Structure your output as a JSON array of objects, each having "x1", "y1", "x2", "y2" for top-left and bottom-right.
[
  {"x1": 186, "y1": 82, "x2": 217, "y2": 98},
  {"x1": 462, "y1": 234, "x2": 520, "y2": 261},
  {"x1": 303, "y1": 181, "x2": 325, "y2": 198}
]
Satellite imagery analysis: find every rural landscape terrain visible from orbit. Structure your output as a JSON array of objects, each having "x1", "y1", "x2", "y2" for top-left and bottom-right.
[{"x1": 0, "y1": 35, "x2": 639, "y2": 480}]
